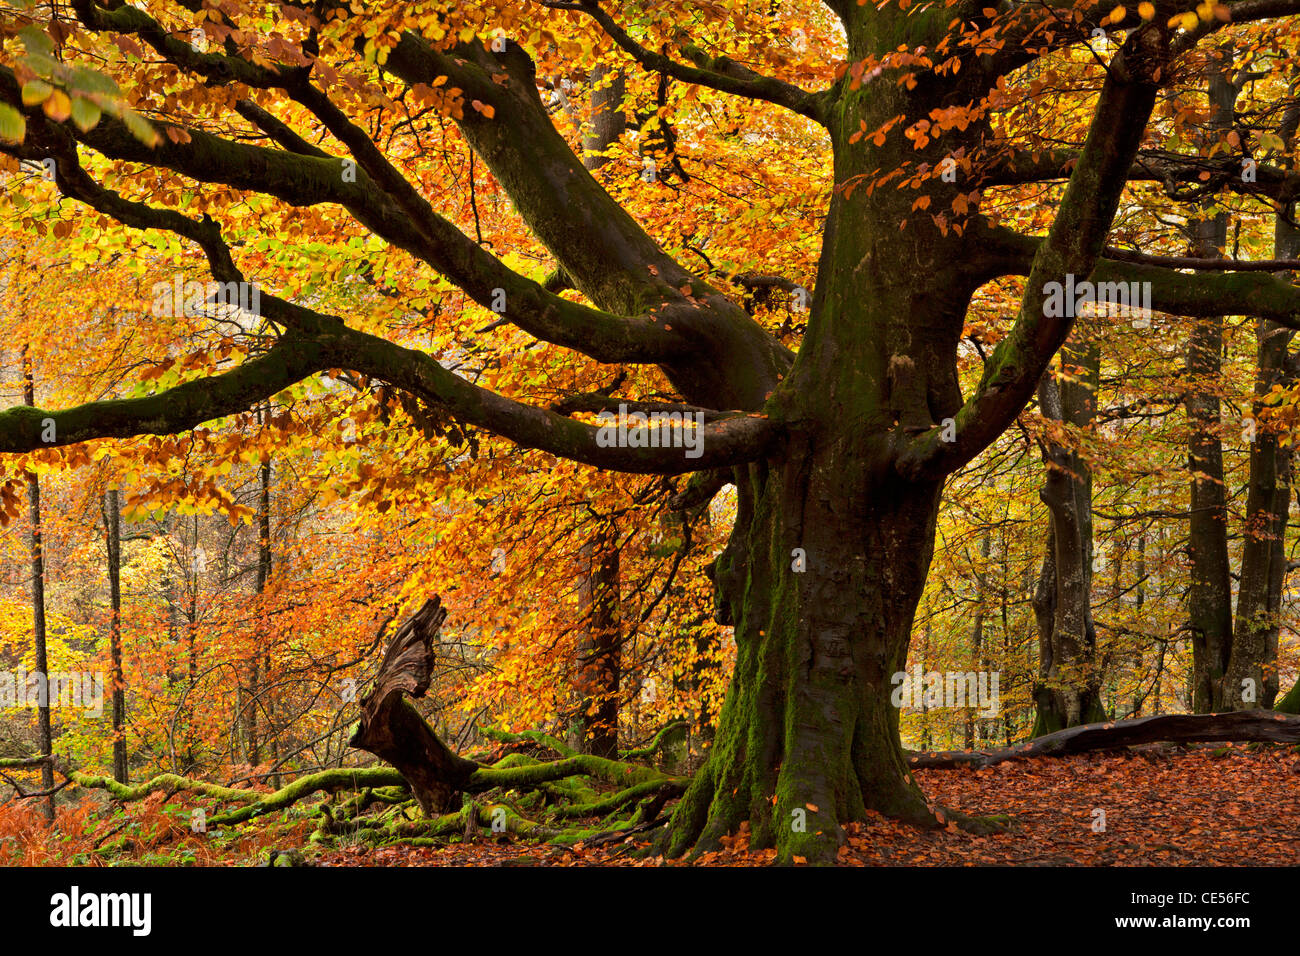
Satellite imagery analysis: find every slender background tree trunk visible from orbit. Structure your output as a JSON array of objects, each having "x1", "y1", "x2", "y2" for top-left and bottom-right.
[
  {"x1": 1033, "y1": 338, "x2": 1105, "y2": 733},
  {"x1": 576, "y1": 525, "x2": 621, "y2": 758},
  {"x1": 104, "y1": 487, "x2": 128, "y2": 784},
  {"x1": 22, "y1": 346, "x2": 53, "y2": 821},
  {"x1": 1185, "y1": 59, "x2": 1238, "y2": 712},
  {"x1": 1226, "y1": 109, "x2": 1300, "y2": 709}
]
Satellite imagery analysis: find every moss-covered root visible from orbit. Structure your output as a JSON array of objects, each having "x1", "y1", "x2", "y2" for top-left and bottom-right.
[
  {"x1": 334, "y1": 796, "x2": 661, "y2": 849},
  {"x1": 365, "y1": 802, "x2": 573, "y2": 846},
  {"x1": 334, "y1": 785, "x2": 413, "y2": 821},
  {"x1": 68, "y1": 771, "x2": 266, "y2": 805},
  {"x1": 210, "y1": 768, "x2": 408, "y2": 825},
  {"x1": 947, "y1": 811, "x2": 1012, "y2": 835},
  {"x1": 479, "y1": 727, "x2": 577, "y2": 757},
  {"x1": 67, "y1": 767, "x2": 407, "y2": 825},
  {"x1": 620, "y1": 721, "x2": 690, "y2": 760},
  {"x1": 552, "y1": 779, "x2": 686, "y2": 819},
  {"x1": 469, "y1": 753, "x2": 684, "y2": 792}
]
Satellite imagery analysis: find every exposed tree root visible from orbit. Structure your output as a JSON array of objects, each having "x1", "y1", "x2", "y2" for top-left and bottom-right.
[
  {"x1": 480, "y1": 727, "x2": 577, "y2": 757},
  {"x1": 620, "y1": 721, "x2": 690, "y2": 760}
]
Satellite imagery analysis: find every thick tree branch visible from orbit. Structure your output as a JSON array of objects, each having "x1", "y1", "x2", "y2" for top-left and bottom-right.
[
  {"x1": 378, "y1": 32, "x2": 792, "y2": 410},
  {"x1": 0, "y1": 334, "x2": 325, "y2": 454},
  {"x1": 985, "y1": 147, "x2": 1300, "y2": 203},
  {"x1": 974, "y1": 223, "x2": 1300, "y2": 326},
  {"x1": 0, "y1": 67, "x2": 690, "y2": 366},
  {"x1": 316, "y1": 322, "x2": 781, "y2": 475}
]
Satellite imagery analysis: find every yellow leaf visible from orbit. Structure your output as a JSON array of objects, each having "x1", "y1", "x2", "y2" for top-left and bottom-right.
[
  {"x1": 1138, "y1": 1, "x2": 1155, "y2": 18},
  {"x1": 43, "y1": 89, "x2": 71, "y2": 122}
]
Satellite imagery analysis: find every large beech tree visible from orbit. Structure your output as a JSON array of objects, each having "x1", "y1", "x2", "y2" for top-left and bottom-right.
[{"x1": 6, "y1": 0, "x2": 1300, "y2": 863}]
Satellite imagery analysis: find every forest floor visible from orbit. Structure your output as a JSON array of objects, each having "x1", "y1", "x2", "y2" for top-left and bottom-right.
[
  {"x1": 312, "y1": 744, "x2": 1300, "y2": 867},
  {"x1": 6, "y1": 744, "x2": 1295, "y2": 866}
]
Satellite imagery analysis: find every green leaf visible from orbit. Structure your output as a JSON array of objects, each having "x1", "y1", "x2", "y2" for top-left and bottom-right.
[
  {"x1": 1259, "y1": 131, "x2": 1287, "y2": 153},
  {"x1": 18, "y1": 26, "x2": 55, "y2": 58},
  {"x1": 0, "y1": 104, "x2": 25, "y2": 145},
  {"x1": 68, "y1": 66, "x2": 121, "y2": 99},
  {"x1": 21, "y1": 80, "x2": 53, "y2": 107},
  {"x1": 19, "y1": 52, "x2": 58, "y2": 80},
  {"x1": 70, "y1": 96, "x2": 102, "y2": 133}
]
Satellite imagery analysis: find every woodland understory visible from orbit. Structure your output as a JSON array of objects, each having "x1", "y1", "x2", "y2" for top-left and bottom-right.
[{"x1": 3, "y1": 597, "x2": 1298, "y2": 866}]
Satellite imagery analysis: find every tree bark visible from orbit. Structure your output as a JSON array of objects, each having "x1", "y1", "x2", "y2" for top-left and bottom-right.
[
  {"x1": 582, "y1": 65, "x2": 626, "y2": 172},
  {"x1": 1225, "y1": 120, "x2": 1299, "y2": 710},
  {"x1": 575, "y1": 525, "x2": 621, "y2": 759},
  {"x1": 965, "y1": 533, "x2": 990, "y2": 748},
  {"x1": 245, "y1": 445, "x2": 272, "y2": 768}
]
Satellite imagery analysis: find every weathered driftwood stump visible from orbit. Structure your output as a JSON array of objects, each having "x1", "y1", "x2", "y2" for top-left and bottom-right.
[{"x1": 348, "y1": 597, "x2": 478, "y2": 814}]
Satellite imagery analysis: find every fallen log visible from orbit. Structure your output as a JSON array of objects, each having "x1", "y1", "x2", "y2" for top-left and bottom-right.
[
  {"x1": 908, "y1": 710, "x2": 1300, "y2": 769},
  {"x1": 348, "y1": 596, "x2": 478, "y2": 814}
]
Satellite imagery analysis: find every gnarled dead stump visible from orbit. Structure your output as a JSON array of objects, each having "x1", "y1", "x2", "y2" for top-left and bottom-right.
[{"x1": 348, "y1": 597, "x2": 478, "y2": 814}]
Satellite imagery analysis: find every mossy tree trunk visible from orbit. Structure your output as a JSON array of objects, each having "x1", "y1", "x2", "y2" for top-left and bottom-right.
[
  {"x1": 660, "y1": 11, "x2": 1168, "y2": 862},
  {"x1": 666, "y1": 460, "x2": 952, "y2": 859},
  {"x1": 1278, "y1": 676, "x2": 1300, "y2": 714},
  {"x1": 1032, "y1": 338, "x2": 1106, "y2": 736}
]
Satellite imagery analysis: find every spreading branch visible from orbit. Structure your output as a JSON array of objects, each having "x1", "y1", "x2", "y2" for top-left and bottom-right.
[{"x1": 899, "y1": 25, "x2": 1169, "y2": 479}]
